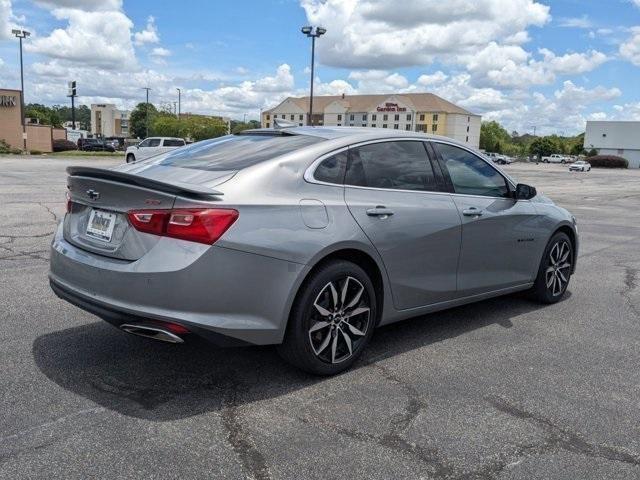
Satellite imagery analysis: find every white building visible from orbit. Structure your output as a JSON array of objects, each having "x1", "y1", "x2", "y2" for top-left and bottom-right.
[
  {"x1": 262, "y1": 93, "x2": 481, "y2": 148},
  {"x1": 584, "y1": 121, "x2": 640, "y2": 168},
  {"x1": 91, "y1": 104, "x2": 130, "y2": 138}
]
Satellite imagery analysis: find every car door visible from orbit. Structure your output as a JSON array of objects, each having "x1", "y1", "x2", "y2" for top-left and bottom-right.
[
  {"x1": 343, "y1": 140, "x2": 461, "y2": 310},
  {"x1": 431, "y1": 141, "x2": 541, "y2": 297}
]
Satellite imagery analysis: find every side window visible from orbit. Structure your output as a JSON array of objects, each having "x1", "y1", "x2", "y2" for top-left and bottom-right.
[
  {"x1": 313, "y1": 151, "x2": 347, "y2": 184},
  {"x1": 345, "y1": 141, "x2": 437, "y2": 192},
  {"x1": 435, "y1": 143, "x2": 509, "y2": 198},
  {"x1": 148, "y1": 138, "x2": 162, "y2": 147},
  {"x1": 138, "y1": 139, "x2": 151, "y2": 147},
  {"x1": 163, "y1": 139, "x2": 185, "y2": 147}
]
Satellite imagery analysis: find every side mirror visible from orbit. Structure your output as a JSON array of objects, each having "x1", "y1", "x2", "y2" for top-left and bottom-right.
[{"x1": 515, "y1": 183, "x2": 537, "y2": 200}]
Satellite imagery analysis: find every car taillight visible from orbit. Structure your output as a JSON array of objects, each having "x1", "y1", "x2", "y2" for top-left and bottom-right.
[{"x1": 127, "y1": 208, "x2": 238, "y2": 245}]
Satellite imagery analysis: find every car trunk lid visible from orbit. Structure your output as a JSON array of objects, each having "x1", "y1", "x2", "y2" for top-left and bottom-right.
[{"x1": 64, "y1": 166, "x2": 234, "y2": 260}]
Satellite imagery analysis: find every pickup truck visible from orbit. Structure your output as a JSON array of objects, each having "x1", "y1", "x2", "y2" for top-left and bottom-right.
[{"x1": 541, "y1": 154, "x2": 569, "y2": 164}]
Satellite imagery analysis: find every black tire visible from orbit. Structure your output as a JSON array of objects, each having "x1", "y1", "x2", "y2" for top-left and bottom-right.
[
  {"x1": 277, "y1": 260, "x2": 377, "y2": 375},
  {"x1": 126, "y1": 154, "x2": 135, "y2": 163},
  {"x1": 530, "y1": 232, "x2": 573, "y2": 303}
]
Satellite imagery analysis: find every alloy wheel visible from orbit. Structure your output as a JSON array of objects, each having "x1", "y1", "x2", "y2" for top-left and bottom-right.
[
  {"x1": 545, "y1": 241, "x2": 572, "y2": 297},
  {"x1": 308, "y1": 276, "x2": 371, "y2": 364}
]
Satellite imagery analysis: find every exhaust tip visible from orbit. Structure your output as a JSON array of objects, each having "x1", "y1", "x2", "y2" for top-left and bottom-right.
[{"x1": 120, "y1": 323, "x2": 185, "y2": 344}]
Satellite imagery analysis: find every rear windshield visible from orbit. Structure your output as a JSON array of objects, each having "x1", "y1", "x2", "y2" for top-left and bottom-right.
[{"x1": 157, "y1": 134, "x2": 324, "y2": 171}]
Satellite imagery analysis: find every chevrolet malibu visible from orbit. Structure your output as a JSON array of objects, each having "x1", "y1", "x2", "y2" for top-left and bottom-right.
[{"x1": 50, "y1": 127, "x2": 578, "y2": 375}]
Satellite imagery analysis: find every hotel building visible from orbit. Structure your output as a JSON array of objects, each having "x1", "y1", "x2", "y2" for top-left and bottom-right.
[{"x1": 262, "y1": 93, "x2": 481, "y2": 148}]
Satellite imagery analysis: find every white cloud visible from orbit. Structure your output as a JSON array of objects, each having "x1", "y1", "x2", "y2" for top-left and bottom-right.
[
  {"x1": 25, "y1": 7, "x2": 137, "y2": 70},
  {"x1": 558, "y1": 15, "x2": 593, "y2": 29},
  {"x1": 619, "y1": 27, "x2": 640, "y2": 65},
  {"x1": 33, "y1": 0, "x2": 122, "y2": 10},
  {"x1": 347, "y1": 70, "x2": 411, "y2": 92},
  {"x1": 417, "y1": 71, "x2": 448, "y2": 86},
  {"x1": 134, "y1": 16, "x2": 159, "y2": 46},
  {"x1": 0, "y1": 0, "x2": 24, "y2": 40},
  {"x1": 150, "y1": 47, "x2": 171, "y2": 57},
  {"x1": 301, "y1": 0, "x2": 550, "y2": 68}
]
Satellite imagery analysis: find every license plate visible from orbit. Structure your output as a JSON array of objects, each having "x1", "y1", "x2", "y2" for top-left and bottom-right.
[{"x1": 86, "y1": 209, "x2": 117, "y2": 242}]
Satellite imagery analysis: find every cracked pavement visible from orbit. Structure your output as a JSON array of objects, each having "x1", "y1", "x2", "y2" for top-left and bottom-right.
[{"x1": 1, "y1": 156, "x2": 639, "y2": 479}]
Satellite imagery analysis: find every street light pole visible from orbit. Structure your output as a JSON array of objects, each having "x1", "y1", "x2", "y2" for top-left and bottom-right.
[
  {"x1": 12, "y1": 29, "x2": 30, "y2": 151},
  {"x1": 301, "y1": 26, "x2": 326, "y2": 127},
  {"x1": 142, "y1": 87, "x2": 151, "y2": 138},
  {"x1": 176, "y1": 88, "x2": 181, "y2": 119}
]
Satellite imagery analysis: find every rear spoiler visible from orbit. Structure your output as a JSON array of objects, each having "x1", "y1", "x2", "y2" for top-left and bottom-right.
[{"x1": 66, "y1": 166, "x2": 224, "y2": 199}]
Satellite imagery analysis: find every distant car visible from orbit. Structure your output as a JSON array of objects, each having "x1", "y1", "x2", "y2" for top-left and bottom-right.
[
  {"x1": 542, "y1": 154, "x2": 569, "y2": 164},
  {"x1": 125, "y1": 137, "x2": 186, "y2": 163},
  {"x1": 81, "y1": 138, "x2": 116, "y2": 153},
  {"x1": 569, "y1": 160, "x2": 591, "y2": 172},
  {"x1": 484, "y1": 152, "x2": 512, "y2": 164}
]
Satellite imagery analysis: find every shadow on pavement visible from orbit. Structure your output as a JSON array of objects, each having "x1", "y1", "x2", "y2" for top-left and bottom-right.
[{"x1": 33, "y1": 291, "x2": 568, "y2": 421}]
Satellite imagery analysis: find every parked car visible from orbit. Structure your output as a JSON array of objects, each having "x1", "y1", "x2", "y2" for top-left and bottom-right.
[
  {"x1": 569, "y1": 160, "x2": 591, "y2": 172},
  {"x1": 542, "y1": 154, "x2": 570, "y2": 164},
  {"x1": 81, "y1": 138, "x2": 116, "y2": 152},
  {"x1": 484, "y1": 152, "x2": 512, "y2": 164},
  {"x1": 125, "y1": 137, "x2": 186, "y2": 163},
  {"x1": 50, "y1": 127, "x2": 578, "y2": 375}
]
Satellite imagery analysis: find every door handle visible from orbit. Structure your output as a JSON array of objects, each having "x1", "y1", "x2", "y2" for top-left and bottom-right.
[
  {"x1": 366, "y1": 206, "x2": 394, "y2": 217},
  {"x1": 462, "y1": 207, "x2": 483, "y2": 217}
]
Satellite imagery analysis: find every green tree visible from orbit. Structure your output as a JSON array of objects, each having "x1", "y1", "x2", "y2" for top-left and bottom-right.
[
  {"x1": 570, "y1": 143, "x2": 585, "y2": 156},
  {"x1": 129, "y1": 102, "x2": 158, "y2": 139},
  {"x1": 587, "y1": 148, "x2": 598, "y2": 157},
  {"x1": 24, "y1": 103, "x2": 62, "y2": 127},
  {"x1": 151, "y1": 114, "x2": 183, "y2": 137},
  {"x1": 529, "y1": 137, "x2": 557, "y2": 158},
  {"x1": 479, "y1": 121, "x2": 511, "y2": 151}
]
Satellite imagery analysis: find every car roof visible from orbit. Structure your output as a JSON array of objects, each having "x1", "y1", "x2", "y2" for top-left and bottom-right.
[{"x1": 241, "y1": 126, "x2": 473, "y2": 149}]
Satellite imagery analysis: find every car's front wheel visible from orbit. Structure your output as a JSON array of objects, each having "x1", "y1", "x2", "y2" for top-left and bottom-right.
[
  {"x1": 126, "y1": 154, "x2": 135, "y2": 163},
  {"x1": 278, "y1": 260, "x2": 376, "y2": 375},
  {"x1": 530, "y1": 232, "x2": 573, "y2": 303}
]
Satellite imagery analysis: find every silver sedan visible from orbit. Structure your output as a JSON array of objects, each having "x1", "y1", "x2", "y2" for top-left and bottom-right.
[{"x1": 50, "y1": 127, "x2": 578, "y2": 375}]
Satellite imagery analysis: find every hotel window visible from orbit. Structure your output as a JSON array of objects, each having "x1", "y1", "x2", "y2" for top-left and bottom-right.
[
  {"x1": 361, "y1": 124, "x2": 367, "y2": 127},
  {"x1": 337, "y1": 123, "x2": 341, "y2": 126},
  {"x1": 266, "y1": 114, "x2": 270, "y2": 120},
  {"x1": 466, "y1": 136, "x2": 469, "y2": 142},
  {"x1": 433, "y1": 114, "x2": 439, "y2": 122},
  {"x1": 383, "y1": 114, "x2": 388, "y2": 121},
  {"x1": 299, "y1": 114, "x2": 303, "y2": 121},
  {"x1": 371, "y1": 124, "x2": 376, "y2": 128},
  {"x1": 419, "y1": 114, "x2": 425, "y2": 121},
  {"x1": 432, "y1": 124, "x2": 438, "y2": 132},
  {"x1": 394, "y1": 124, "x2": 399, "y2": 129},
  {"x1": 337, "y1": 114, "x2": 342, "y2": 121},
  {"x1": 350, "y1": 114, "x2": 354, "y2": 121},
  {"x1": 405, "y1": 124, "x2": 411, "y2": 130},
  {"x1": 299, "y1": 123, "x2": 303, "y2": 126},
  {"x1": 290, "y1": 115, "x2": 294, "y2": 120},
  {"x1": 394, "y1": 114, "x2": 399, "y2": 121},
  {"x1": 349, "y1": 123, "x2": 354, "y2": 127},
  {"x1": 468, "y1": 116, "x2": 470, "y2": 122},
  {"x1": 372, "y1": 114, "x2": 377, "y2": 121},
  {"x1": 466, "y1": 126, "x2": 469, "y2": 132},
  {"x1": 406, "y1": 114, "x2": 411, "y2": 121},
  {"x1": 382, "y1": 124, "x2": 388, "y2": 128},
  {"x1": 362, "y1": 114, "x2": 367, "y2": 121},
  {"x1": 266, "y1": 123, "x2": 270, "y2": 128}
]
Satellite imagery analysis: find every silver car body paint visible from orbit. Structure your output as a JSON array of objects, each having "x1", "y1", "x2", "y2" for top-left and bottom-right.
[{"x1": 50, "y1": 127, "x2": 578, "y2": 345}]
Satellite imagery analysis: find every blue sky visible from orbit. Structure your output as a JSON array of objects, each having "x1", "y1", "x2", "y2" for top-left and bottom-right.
[{"x1": 1, "y1": 0, "x2": 640, "y2": 134}]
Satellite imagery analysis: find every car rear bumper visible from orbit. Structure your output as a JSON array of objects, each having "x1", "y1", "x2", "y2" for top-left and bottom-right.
[{"x1": 49, "y1": 224, "x2": 306, "y2": 346}]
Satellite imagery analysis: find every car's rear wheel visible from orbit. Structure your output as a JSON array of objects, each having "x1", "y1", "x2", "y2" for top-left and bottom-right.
[
  {"x1": 530, "y1": 232, "x2": 573, "y2": 303},
  {"x1": 126, "y1": 154, "x2": 135, "y2": 163},
  {"x1": 278, "y1": 260, "x2": 376, "y2": 375}
]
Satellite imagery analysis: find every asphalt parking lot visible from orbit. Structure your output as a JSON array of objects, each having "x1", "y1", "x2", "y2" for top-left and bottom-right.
[{"x1": 1, "y1": 155, "x2": 639, "y2": 479}]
